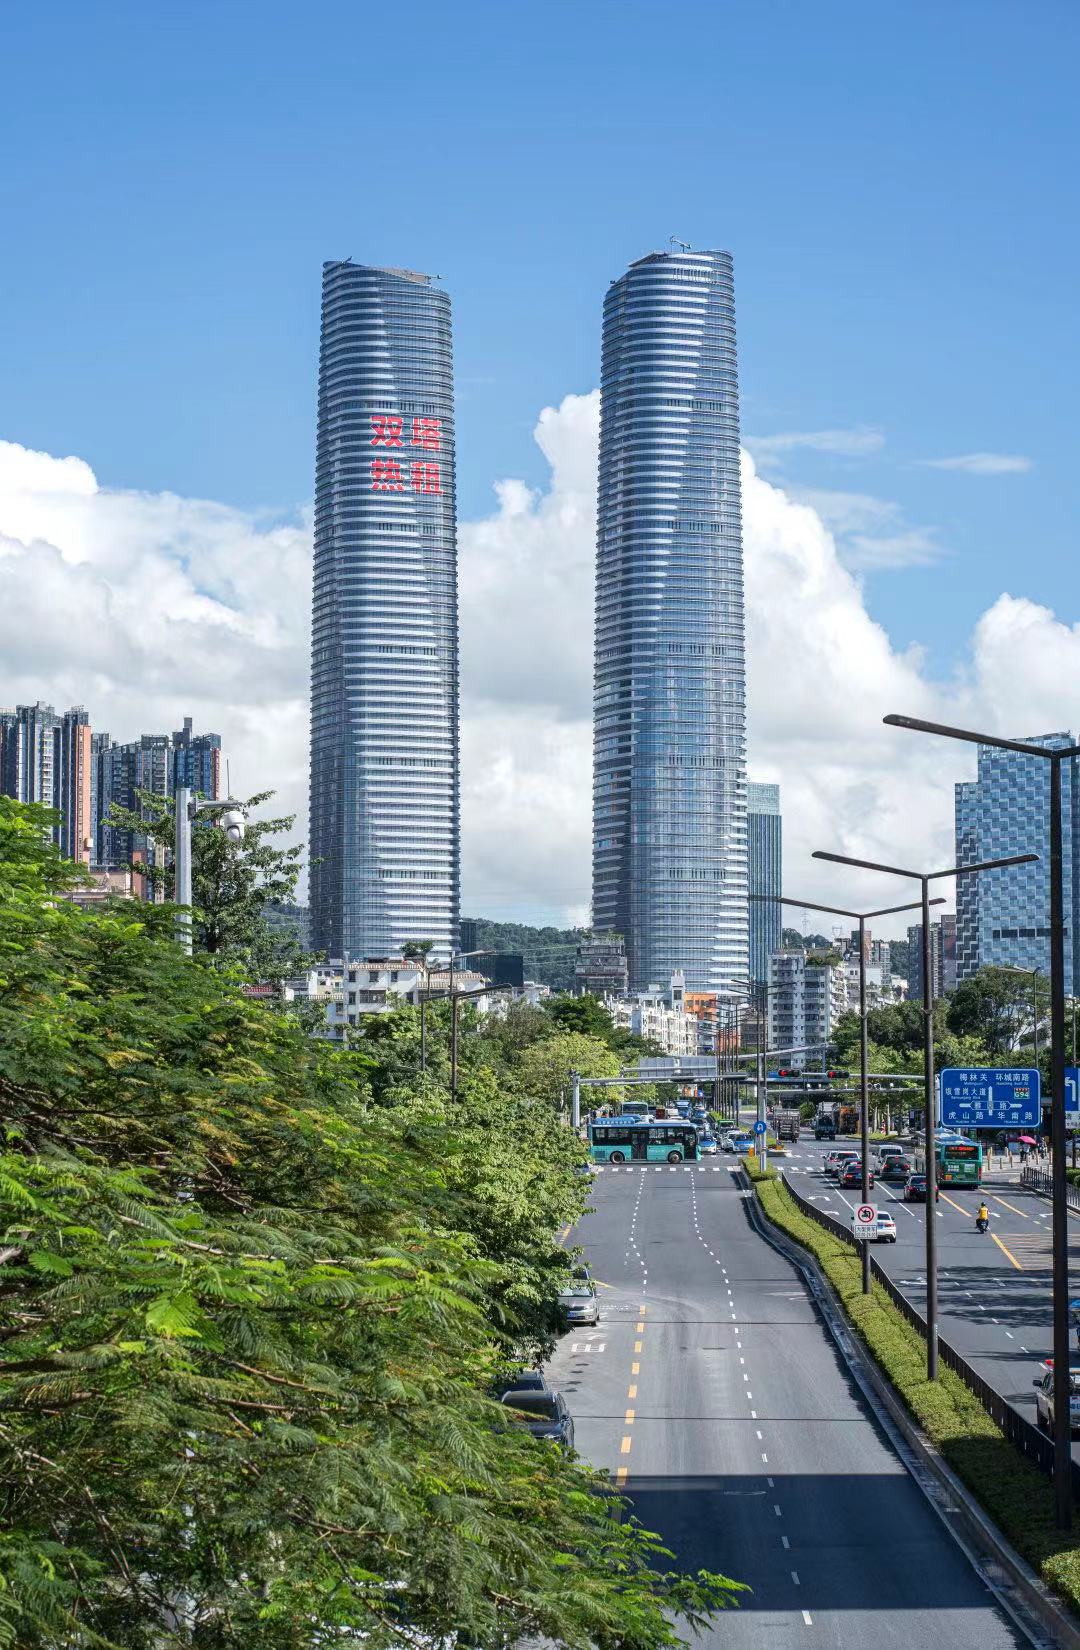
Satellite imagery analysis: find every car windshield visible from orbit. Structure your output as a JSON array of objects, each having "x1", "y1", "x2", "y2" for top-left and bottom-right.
[
  {"x1": 561, "y1": 1286, "x2": 594, "y2": 1298},
  {"x1": 505, "y1": 1393, "x2": 559, "y2": 1418}
]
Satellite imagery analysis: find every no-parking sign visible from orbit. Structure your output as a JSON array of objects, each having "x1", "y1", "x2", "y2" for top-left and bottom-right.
[{"x1": 852, "y1": 1204, "x2": 877, "y2": 1239}]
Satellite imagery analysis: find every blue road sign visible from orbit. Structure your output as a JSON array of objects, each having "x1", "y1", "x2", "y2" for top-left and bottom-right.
[
  {"x1": 753, "y1": 1119, "x2": 768, "y2": 1134},
  {"x1": 1066, "y1": 1067, "x2": 1080, "y2": 1123},
  {"x1": 939, "y1": 1067, "x2": 1040, "y2": 1128}
]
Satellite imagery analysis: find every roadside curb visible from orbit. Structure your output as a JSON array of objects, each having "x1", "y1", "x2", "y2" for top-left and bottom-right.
[{"x1": 738, "y1": 1168, "x2": 1079, "y2": 1650}]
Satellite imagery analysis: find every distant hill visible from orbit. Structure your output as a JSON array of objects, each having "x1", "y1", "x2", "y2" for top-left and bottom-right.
[{"x1": 465, "y1": 918, "x2": 586, "y2": 993}]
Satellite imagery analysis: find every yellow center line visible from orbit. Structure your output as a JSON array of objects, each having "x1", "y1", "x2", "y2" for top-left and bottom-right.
[
  {"x1": 636, "y1": 1321, "x2": 645, "y2": 1332},
  {"x1": 595, "y1": 1279, "x2": 615, "y2": 1289},
  {"x1": 992, "y1": 1195, "x2": 1029, "y2": 1220},
  {"x1": 616, "y1": 1466, "x2": 628, "y2": 1484},
  {"x1": 634, "y1": 1340, "x2": 643, "y2": 1353},
  {"x1": 640, "y1": 1303, "x2": 648, "y2": 1313},
  {"x1": 938, "y1": 1191, "x2": 972, "y2": 1218},
  {"x1": 627, "y1": 1384, "x2": 638, "y2": 1399},
  {"x1": 620, "y1": 1436, "x2": 632, "y2": 1454},
  {"x1": 992, "y1": 1232, "x2": 1024, "y2": 1272},
  {"x1": 625, "y1": 1408, "x2": 635, "y2": 1423},
  {"x1": 631, "y1": 1361, "x2": 640, "y2": 1375}
]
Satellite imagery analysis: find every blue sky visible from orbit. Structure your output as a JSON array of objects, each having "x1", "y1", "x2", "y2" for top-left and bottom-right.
[{"x1": 2, "y1": 0, "x2": 1077, "y2": 675}]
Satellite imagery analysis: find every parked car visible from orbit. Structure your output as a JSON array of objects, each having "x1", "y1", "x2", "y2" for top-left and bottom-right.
[
  {"x1": 500, "y1": 1389, "x2": 575, "y2": 1449},
  {"x1": 839, "y1": 1161, "x2": 875, "y2": 1189},
  {"x1": 699, "y1": 1135, "x2": 719, "y2": 1155},
  {"x1": 903, "y1": 1173, "x2": 939, "y2": 1203},
  {"x1": 558, "y1": 1284, "x2": 599, "y2": 1326},
  {"x1": 497, "y1": 1369, "x2": 549, "y2": 1401},
  {"x1": 1033, "y1": 1364, "x2": 1080, "y2": 1438},
  {"x1": 851, "y1": 1208, "x2": 897, "y2": 1243}
]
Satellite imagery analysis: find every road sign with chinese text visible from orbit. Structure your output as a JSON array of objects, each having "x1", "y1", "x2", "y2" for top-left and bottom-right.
[{"x1": 938, "y1": 1068, "x2": 1040, "y2": 1128}]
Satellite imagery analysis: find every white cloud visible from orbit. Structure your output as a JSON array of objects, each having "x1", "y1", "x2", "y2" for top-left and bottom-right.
[
  {"x1": 744, "y1": 427, "x2": 885, "y2": 470},
  {"x1": 2, "y1": 410, "x2": 1076, "y2": 939},
  {"x1": 918, "y1": 452, "x2": 1033, "y2": 475}
]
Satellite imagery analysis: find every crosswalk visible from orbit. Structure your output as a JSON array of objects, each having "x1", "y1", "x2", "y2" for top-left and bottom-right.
[{"x1": 596, "y1": 1164, "x2": 734, "y2": 1174}]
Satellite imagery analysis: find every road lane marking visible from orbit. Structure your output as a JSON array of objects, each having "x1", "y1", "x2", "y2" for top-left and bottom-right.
[
  {"x1": 756, "y1": 1429, "x2": 763, "y2": 1439},
  {"x1": 992, "y1": 1232, "x2": 1024, "y2": 1272},
  {"x1": 781, "y1": 1535, "x2": 790, "y2": 1550},
  {"x1": 634, "y1": 1340, "x2": 643, "y2": 1353},
  {"x1": 620, "y1": 1436, "x2": 632, "y2": 1454},
  {"x1": 616, "y1": 1466, "x2": 628, "y2": 1484},
  {"x1": 774, "y1": 1503, "x2": 782, "y2": 1516},
  {"x1": 992, "y1": 1195, "x2": 1029, "y2": 1219},
  {"x1": 803, "y1": 1610, "x2": 813, "y2": 1625},
  {"x1": 761, "y1": 1453, "x2": 768, "y2": 1463},
  {"x1": 627, "y1": 1384, "x2": 637, "y2": 1399},
  {"x1": 636, "y1": 1321, "x2": 645, "y2": 1332},
  {"x1": 625, "y1": 1409, "x2": 635, "y2": 1423},
  {"x1": 631, "y1": 1361, "x2": 640, "y2": 1375},
  {"x1": 791, "y1": 1571, "x2": 801, "y2": 1585}
]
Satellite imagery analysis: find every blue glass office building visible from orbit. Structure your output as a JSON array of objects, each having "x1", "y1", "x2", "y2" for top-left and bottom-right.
[
  {"x1": 310, "y1": 261, "x2": 459, "y2": 962},
  {"x1": 955, "y1": 733, "x2": 1080, "y2": 991},
  {"x1": 747, "y1": 782, "x2": 782, "y2": 997},
  {"x1": 592, "y1": 248, "x2": 748, "y2": 994}
]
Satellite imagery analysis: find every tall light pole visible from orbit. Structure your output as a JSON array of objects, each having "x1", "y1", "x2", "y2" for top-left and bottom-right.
[
  {"x1": 756, "y1": 892, "x2": 942, "y2": 1293},
  {"x1": 173, "y1": 787, "x2": 247, "y2": 955},
  {"x1": 882, "y1": 712, "x2": 1078, "y2": 1528},
  {"x1": 813, "y1": 846, "x2": 1038, "y2": 1383},
  {"x1": 1000, "y1": 964, "x2": 1042, "y2": 1064},
  {"x1": 449, "y1": 948, "x2": 494, "y2": 1103}
]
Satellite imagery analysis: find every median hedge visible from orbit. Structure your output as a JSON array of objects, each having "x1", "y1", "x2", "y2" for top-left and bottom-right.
[{"x1": 745, "y1": 1161, "x2": 1080, "y2": 1616}]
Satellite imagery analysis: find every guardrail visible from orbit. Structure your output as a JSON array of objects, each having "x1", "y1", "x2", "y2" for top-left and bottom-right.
[
  {"x1": 780, "y1": 1168, "x2": 1080, "y2": 1493},
  {"x1": 1021, "y1": 1165, "x2": 1080, "y2": 1211}
]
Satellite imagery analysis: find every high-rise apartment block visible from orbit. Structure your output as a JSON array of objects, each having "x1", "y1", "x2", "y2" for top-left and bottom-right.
[
  {"x1": 955, "y1": 733, "x2": 1080, "y2": 991},
  {"x1": 906, "y1": 913, "x2": 958, "y2": 1000},
  {"x1": 309, "y1": 261, "x2": 459, "y2": 964},
  {"x1": 747, "y1": 783, "x2": 782, "y2": 1001},
  {"x1": 592, "y1": 247, "x2": 748, "y2": 995},
  {"x1": 767, "y1": 949, "x2": 846, "y2": 1055},
  {"x1": 574, "y1": 931, "x2": 630, "y2": 998},
  {"x1": 1, "y1": 701, "x2": 221, "y2": 876}
]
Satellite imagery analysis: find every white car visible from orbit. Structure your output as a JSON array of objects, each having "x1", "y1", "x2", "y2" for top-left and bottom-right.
[{"x1": 852, "y1": 1209, "x2": 897, "y2": 1243}]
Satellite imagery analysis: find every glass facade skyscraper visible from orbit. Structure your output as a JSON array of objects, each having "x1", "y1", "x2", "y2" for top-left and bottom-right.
[
  {"x1": 955, "y1": 733, "x2": 1080, "y2": 992},
  {"x1": 747, "y1": 782, "x2": 782, "y2": 998},
  {"x1": 309, "y1": 261, "x2": 459, "y2": 963},
  {"x1": 592, "y1": 248, "x2": 748, "y2": 994}
]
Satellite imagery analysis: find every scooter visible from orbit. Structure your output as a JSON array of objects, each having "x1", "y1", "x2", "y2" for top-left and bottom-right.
[{"x1": 976, "y1": 1215, "x2": 989, "y2": 1234}]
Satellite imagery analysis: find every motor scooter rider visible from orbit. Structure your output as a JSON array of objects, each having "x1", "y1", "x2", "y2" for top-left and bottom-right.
[{"x1": 976, "y1": 1201, "x2": 990, "y2": 1233}]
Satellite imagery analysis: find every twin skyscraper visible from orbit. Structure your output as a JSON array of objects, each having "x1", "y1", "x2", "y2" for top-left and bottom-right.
[{"x1": 309, "y1": 248, "x2": 749, "y2": 998}]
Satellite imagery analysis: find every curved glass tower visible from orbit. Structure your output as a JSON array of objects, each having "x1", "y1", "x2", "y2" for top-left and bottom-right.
[
  {"x1": 592, "y1": 248, "x2": 748, "y2": 995},
  {"x1": 310, "y1": 260, "x2": 459, "y2": 962}
]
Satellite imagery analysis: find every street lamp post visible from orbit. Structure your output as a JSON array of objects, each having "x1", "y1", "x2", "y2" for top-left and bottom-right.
[
  {"x1": 882, "y1": 712, "x2": 1078, "y2": 1529},
  {"x1": 756, "y1": 892, "x2": 942, "y2": 1294},
  {"x1": 813, "y1": 846, "x2": 1038, "y2": 1383},
  {"x1": 172, "y1": 786, "x2": 247, "y2": 955}
]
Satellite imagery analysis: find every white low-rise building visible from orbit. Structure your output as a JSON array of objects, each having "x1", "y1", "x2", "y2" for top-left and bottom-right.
[
  {"x1": 606, "y1": 971, "x2": 698, "y2": 1055},
  {"x1": 768, "y1": 950, "x2": 847, "y2": 1057}
]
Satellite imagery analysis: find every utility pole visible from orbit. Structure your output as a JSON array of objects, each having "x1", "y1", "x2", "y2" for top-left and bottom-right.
[{"x1": 172, "y1": 788, "x2": 246, "y2": 956}]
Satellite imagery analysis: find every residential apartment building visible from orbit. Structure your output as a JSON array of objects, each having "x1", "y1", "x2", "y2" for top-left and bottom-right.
[
  {"x1": 955, "y1": 733, "x2": 1079, "y2": 991},
  {"x1": 309, "y1": 260, "x2": 460, "y2": 966},
  {"x1": 574, "y1": 931, "x2": 630, "y2": 998},
  {"x1": 1, "y1": 702, "x2": 94, "y2": 863},
  {"x1": 591, "y1": 247, "x2": 748, "y2": 995},
  {"x1": 906, "y1": 913, "x2": 958, "y2": 1000},
  {"x1": 767, "y1": 950, "x2": 846, "y2": 1056}
]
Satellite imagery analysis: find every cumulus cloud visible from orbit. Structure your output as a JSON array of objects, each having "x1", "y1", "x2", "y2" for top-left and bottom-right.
[
  {"x1": 918, "y1": 452, "x2": 1033, "y2": 475},
  {"x1": 1, "y1": 410, "x2": 1075, "y2": 936}
]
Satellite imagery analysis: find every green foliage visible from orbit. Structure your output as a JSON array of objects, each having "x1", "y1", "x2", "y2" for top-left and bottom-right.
[
  {"x1": 752, "y1": 1171, "x2": 1080, "y2": 1617},
  {"x1": 544, "y1": 992, "x2": 661, "y2": 1057},
  {"x1": 780, "y1": 927, "x2": 829, "y2": 951},
  {"x1": 947, "y1": 966, "x2": 1048, "y2": 1057},
  {"x1": 511, "y1": 1031, "x2": 623, "y2": 1111},
  {"x1": 0, "y1": 798, "x2": 739, "y2": 1647},
  {"x1": 104, "y1": 787, "x2": 305, "y2": 973}
]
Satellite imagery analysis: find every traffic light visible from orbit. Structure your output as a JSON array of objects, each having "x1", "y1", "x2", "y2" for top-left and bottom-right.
[{"x1": 827, "y1": 1069, "x2": 851, "y2": 1080}]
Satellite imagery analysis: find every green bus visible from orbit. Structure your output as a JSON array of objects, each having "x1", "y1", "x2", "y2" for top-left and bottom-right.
[
  {"x1": 588, "y1": 1120, "x2": 700, "y2": 1165},
  {"x1": 937, "y1": 1137, "x2": 983, "y2": 1187}
]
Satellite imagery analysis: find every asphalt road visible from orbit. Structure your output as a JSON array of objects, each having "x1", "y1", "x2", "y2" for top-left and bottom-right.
[
  {"x1": 783, "y1": 1136, "x2": 1079, "y2": 1436},
  {"x1": 547, "y1": 1158, "x2": 1027, "y2": 1648}
]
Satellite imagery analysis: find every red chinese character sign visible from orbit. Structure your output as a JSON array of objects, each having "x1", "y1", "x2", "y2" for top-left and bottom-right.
[{"x1": 369, "y1": 412, "x2": 444, "y2": 493}]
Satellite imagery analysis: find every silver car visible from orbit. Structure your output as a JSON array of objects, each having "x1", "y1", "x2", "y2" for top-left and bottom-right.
[{"x1": 559, "y1": 1284, "x2": 599, "y2": 1326}]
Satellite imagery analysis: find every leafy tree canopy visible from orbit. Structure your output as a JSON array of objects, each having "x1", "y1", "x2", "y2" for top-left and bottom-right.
[{"x1": 0, "y1": 799, "x2": 738, "y2": 1648}]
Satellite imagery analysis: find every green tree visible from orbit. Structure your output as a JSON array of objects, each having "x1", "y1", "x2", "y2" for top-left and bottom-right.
[
  {"x1": 0, "y1": 798, "x2": 739, "y2": 1648},
  {"x1": 947, "y1": 966, "x2": 1048, "y2": 1057},
  {"x1": 512, "y1": 1030, "x2": 623, "y2": 1112},
  {"x1": 106, "y1": 787, "x2": 305, "y2": 971}
]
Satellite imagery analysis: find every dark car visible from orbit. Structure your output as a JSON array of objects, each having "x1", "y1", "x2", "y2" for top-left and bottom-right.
[
  {"x1": 497, "y1": 1369, "x2": 548, "y2": 1402},
  {"x1": 839, "y1": 1162, "x2": 874, "y2": 1189},
  {"x1": 904, "y1": 1173, "x2": 940, "y2": 1203},
  {"x1": 501, "y1": 1389, "x2": 575, "y2": 1449},
  {"x1": 880, "y1": 1156, "x2": 913, "y2": 1181}
]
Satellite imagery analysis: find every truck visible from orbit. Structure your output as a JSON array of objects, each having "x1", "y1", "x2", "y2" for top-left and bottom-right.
[
  {"x1": 775, "y1": 1109, "x2": 801, "y2": 1142},
  {"x1": 813, "y1": 1111, "x2": 837, "y2": 1140}
]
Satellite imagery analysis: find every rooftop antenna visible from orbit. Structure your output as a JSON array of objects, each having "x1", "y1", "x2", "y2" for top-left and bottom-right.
[{"x1": 669, "y1": 235, "x2": 692, "y2": 252}]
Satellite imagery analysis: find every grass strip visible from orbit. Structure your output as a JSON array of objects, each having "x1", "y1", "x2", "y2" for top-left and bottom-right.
[{"x1": 745, "y1": 1159, "x2": 1080, "y2": 1614}]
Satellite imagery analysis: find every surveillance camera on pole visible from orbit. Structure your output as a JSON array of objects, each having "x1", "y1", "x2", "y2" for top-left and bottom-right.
[{"x1": 173, "y1": 791, "x2": 248, "y2": 955}]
